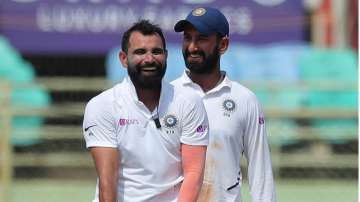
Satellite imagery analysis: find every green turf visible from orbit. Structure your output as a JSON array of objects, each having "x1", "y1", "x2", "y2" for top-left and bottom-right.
[
  {"x1": 10, "y1": 179, "x2": 357, "y2": 202},
  {"x1": 11, "y1": 179, "x2": 95, "y2": 202},
  {"x1": 242, "y1": 179, "x2": 358, "y2": 202}
]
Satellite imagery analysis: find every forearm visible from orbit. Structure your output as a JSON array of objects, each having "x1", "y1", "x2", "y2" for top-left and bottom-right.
[
  {"x1": 246, "y1": 138, "x2": 276, "y2": 202},
  {"x1": 179, "y1": 144, "x2": 207, "y2": 202},
  {"x1": 178, "y1": 171, "x2": 204, "y2": 202},
  {"x1": 247, "y1": 158, "x2": 276, "y2": 202},
  {"x1": 99, "y1": 174, "x2": 118, "y2": 202},
  {"x1": 91, "y1": 147, "x2": 119, "y2": 202}
]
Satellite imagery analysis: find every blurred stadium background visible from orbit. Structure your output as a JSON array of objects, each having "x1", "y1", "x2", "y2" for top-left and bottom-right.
[{"x1": 0, "y1": 0, "x2": 358, "y2": 202}]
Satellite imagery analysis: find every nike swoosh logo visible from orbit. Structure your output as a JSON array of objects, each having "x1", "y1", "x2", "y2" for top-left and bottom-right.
[{"x1": 85, "y1": 125, "x2": 97, "y2": 132}]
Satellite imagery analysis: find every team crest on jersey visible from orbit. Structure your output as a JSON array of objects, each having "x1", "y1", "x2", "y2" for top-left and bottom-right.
[
  {"x1": 222, "y1": 99, "x2": 236, "y2": 112},
  {"x1": 163, "y1": 114, "x2": 178, "y2": 129}
]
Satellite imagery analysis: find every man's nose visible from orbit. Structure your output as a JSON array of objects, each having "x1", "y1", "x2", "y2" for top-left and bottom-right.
[
  {"x1": 143, "y1": 52, "x2": 155, "y2": 63},
  {"x1": 187, "y1": 40, "x2": 199, "y2": 53}
]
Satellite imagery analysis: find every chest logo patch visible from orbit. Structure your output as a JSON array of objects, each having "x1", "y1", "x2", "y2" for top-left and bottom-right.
[
  {"x1": 163, "y1": 114, "x2": 178, "y2": 129},
  {"x1": 222, "y1": 99, "x2": 236, "y2": 113}
]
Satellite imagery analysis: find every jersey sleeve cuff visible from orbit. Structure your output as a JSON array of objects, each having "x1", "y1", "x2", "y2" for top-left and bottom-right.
[
  {"x1": 85, "y1": 140, "x2": 118, "y2": 149},
  {"x1": 180, "y1": 137, "x2": 209, "y2": 146}
]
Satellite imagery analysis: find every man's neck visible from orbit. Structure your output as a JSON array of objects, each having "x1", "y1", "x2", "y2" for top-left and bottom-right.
[
  {"x1": 135, "y1": 86, "x2": 161, "y2": 112},
  {"x1": 188, "y1": 69, "x2": 223, "y2": 92}
]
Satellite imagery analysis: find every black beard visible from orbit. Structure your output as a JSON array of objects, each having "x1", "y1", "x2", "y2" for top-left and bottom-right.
[
  {"x1": 127, "y1": 61, "x2": 166, "y2": 89},
  {"x1": 183, "y1": 45, "x2": 220, "y2": 74}
]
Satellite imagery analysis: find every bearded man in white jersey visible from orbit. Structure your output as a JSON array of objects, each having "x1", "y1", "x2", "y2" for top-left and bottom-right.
[
  {"x1": 172, "y1": 7, "x2": 277, "y2": 202},
  {"x1": 83, "y1": 20, "x2": 209, "y2": 202}
]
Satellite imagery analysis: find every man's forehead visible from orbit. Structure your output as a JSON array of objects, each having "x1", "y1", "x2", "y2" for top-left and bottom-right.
[
  {"x1": 129, "y1": 31, "x2": 161, "y2": 40},
  {"x1": 128, "y1": 31, "x2": 163, "y2": 48}
]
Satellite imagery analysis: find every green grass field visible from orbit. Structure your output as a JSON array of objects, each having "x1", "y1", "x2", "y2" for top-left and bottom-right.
[{"x1": 10, "y1": 179, "x2": 357, "y2": 202}]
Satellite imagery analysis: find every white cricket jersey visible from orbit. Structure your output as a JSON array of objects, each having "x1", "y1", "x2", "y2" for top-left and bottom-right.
[
  {"x1": 83, "y1": 77, "x2": 209, "y2": 202},
  {"x1": 172, "y1": 71, "x2": 276, "y2": 202}
]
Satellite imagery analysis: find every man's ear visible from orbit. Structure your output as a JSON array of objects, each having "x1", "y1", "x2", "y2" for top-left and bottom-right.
[
  {"x1": 119, "y1": 51, "x2": 128, "y2": 68},
  {"x1": 219, "y1": 37, "x2": 229, "y2": 55}
]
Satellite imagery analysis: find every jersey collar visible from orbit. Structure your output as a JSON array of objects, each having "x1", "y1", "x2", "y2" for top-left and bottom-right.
[
  {"x1": 179, "y1": 69, "x2": 232, "y2": 94},
  {"x1": 122, "y1": 76, "x2": 170, "y2": 114},
  {"x1": 124, "y1": 76, "x2": 140, "y2": 103}
]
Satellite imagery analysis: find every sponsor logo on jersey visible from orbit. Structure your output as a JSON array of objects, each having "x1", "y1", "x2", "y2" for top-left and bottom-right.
[
  {"x1": 222, "y1": 99, "x2": 236, "y2": 112},
  {"x1": 196, "y1": 125, "x2": 208, "y2": 133},
  {"x1": 119, "y1": 118, "x2": 139, "y2": 126},
  {"x1": 259, "y1": 117, "x2": 265, "y2": 124},
  {"x1": 163, "y1": 114, "x2": 178, "y2": 129},
  {"x1": 84, "y1": 124, "x2": 97, "y2": 132}
]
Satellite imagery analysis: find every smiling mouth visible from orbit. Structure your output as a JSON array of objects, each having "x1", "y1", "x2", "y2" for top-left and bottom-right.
[
  {"x1": 142, "y1": 66, "x2": 157, "y2": 71},
  {"x1": 190, "y1": 53, "x2": 202, "y2": 58},
  {"x1": 187, "y1": 54, "x2": 203, "y2": 62},
  {"x1": 140, "y1": 66, "x2": 159, "y2": 74}
]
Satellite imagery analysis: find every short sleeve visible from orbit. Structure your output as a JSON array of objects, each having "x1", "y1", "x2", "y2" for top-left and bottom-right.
[
  {"x1": 83, "y1": 96, "x2": 118, "y2": 148},
  {"x1": 180, "y1": 94, "x2": 209, "y2": 146}
]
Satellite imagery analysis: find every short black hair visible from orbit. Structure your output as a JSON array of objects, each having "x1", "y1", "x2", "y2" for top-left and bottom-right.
[{"x1": 121, "y1": 20, "x2": 166, "y2": 53}]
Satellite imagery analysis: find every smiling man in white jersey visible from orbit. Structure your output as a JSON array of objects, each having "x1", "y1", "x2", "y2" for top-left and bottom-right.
[
  {"x1": 83, "y1": 20, "x2": 209, "y2": 202},
  {"x1": 172, "y1": 7, "x2": 277, "y2": 202}
]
